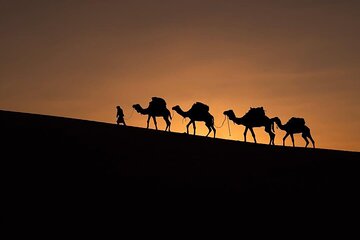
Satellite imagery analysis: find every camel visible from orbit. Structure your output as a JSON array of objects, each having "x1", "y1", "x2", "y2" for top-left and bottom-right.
[
  {"x1": 223, "y1": 108, "x2": 276, "y2": 145},
  {"x1": 132, "y1": 103, "x2": 172, "y2": 132},
  {"x1": 273, "y1": 117, "x2": 315, "y2": 148},
  {"x1": 172, "y1": 104, "x2": 216, "y2": 138}
]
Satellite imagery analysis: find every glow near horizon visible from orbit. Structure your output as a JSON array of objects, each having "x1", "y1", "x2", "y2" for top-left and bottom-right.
[{"x1": 0, "y1": 1, "x2": 359, "y2": 151}]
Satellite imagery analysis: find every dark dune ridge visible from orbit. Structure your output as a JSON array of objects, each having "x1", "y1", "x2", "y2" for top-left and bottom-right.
[{"x1": 1, "y1": 109, "x2": 359, "y2": 196}]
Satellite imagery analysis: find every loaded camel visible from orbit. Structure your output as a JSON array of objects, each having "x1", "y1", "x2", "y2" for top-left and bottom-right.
[
  {"x1": 273, "y1": 117, "x2": 315, "y2": 148},
  {"x1": 172, "y1": 102, "x2": 216, "y2": 138},
  {"x1": 132, "y1": 97, "x2": 172, "y2": 131},
  {"x1": 223, "y1": 107, "x2": 276, "y2": 145}
]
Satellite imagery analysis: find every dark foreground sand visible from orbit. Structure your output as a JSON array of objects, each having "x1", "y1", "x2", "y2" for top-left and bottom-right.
[
  {"x1": 2, "y1": 109, "x2": 360, "y2": 224},
  {"x1": 2, "y1": 109, "x2": 359, "y2": 193}
]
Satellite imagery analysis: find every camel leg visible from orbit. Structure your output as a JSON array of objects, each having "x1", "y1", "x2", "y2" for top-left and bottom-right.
[
  {"x1": 205, "y1": 122, "x2": 213, "y2": 137},
  {"x1": 186, "y1": 121, "x2": 192, "y2": 134},
  {"x1": 249, "y1": 128, "x2": 256, "y2": 143},
  {"x1": 283, "y1": 133, "x2": 289, "y2": 146},
  {"x1": 163, "y1": 117, "x2": 167, "y2": 131},
  {"x1": 164, "y1": 116, "x2": 171, "y2": 132},
  {"x1": 212, "y1": 126, "x2": 216, "y2": 138},
  {"x1": 305, "y1": 128, "x2": 315, "y2": 148},
  {"x1": 146, "y1": 115, "x2": 151, "y2": 129},
  {"x1": 244, "y1": 127, "x2": 248, "y2": 142},
  {"x1": 205, "y1": 126, "x2": 211, "y2": 137},
  {"x1": 302, "y1": 133, "x2": 309, "y2": 148},
  {"x1": 265, "y1": 125, "x2": 275, "y2": 145},
  {"x1": 290, "y1": 134, "x2": 295, "y2": 147},
  {"x1": 309, "y1": 134, "x2": 315, "y2": 148},
  {"x1": 168, "y1": 117, "x2": 171, "y2": 132},
  {"x1": 192, "y1": 122, "x2": 196, "y2": 135},
  {"x1": 153, "y1": 116, "x2": 158, "y2": 130}
]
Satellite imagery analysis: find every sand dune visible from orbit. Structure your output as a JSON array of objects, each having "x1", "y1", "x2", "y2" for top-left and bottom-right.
[{"x1": 1, "y1": 109, "x2": 359, "y2": 196}]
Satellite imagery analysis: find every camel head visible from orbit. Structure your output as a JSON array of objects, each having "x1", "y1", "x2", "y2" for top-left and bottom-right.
[
  {"x1": 271, "y1": 117, "x2": 282, "y2": 131},
  {"x1": 272, "y1": 117, "x2": 282, "y2": 126},
  {"x1": 223, "y1": 110, "x2": 235, "y2": 119},
  {"x1": 172, "y1": 105, "x2": 180, "y2": 111},
  {"x1": 273, "y1": 117, "x2": 280, "y2": 122},
  {"x1": 132, "y1": 104, "x2": 142, "y2": 113}
]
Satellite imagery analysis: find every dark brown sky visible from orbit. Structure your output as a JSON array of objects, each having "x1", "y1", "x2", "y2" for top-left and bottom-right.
[{"x1": 1, "y1": 0, "x2": 359, "y2": 151}]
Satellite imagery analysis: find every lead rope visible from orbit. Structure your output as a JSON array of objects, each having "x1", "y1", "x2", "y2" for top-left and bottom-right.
[
  {"x1": 182, "y1": 117, "x2": 187, "y2": 124},
  {"x1": 227, "y1": 117, "x2": 231, "y2": 136},
  {"x1": 124, "y1": 108, "x2": 135, "y2": 121},
  {"x1": 214, "y1": 115, "x2": 227, "y2": 128}
]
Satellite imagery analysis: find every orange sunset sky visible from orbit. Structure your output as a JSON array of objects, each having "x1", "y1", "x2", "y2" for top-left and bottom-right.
[{"x1": 1, "y1": 0, "x2": 359, "y2": 151}]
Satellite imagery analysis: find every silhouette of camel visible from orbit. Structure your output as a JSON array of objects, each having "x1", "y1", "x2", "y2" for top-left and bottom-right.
[
  {"x1": 132, "y1": 101, "x2": 172, "y2": 132},
  {"x1": 223, "y1": 109, "x2": 276, "y2": 145},
  {"x1": 273, "y1": 117, "x2": 315, "y2": 148},
  {"x1": 172, "y1": 104, "x2": 216, "y2": 138}
]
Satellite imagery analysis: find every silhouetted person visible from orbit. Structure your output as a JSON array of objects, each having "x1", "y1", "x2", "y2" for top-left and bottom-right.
[{"x1": 116, "y1": 106, "x2": 126, "y2": 126}]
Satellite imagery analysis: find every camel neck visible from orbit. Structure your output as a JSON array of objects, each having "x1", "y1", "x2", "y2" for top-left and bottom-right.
[
  {"x1": 228, "y1": 114, "x2": 242, "y2": 124},
  {"x1": 275, "y1": 118, "x2": 285, "y2": 130},
  {"x1": 137, "y1": 105, "x2": 149, "y2": 115},
  {"x1": 175, "y1": 107, "x2": 189, "y2": 118}
]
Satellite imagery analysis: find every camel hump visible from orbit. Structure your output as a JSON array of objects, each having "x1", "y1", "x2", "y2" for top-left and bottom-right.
[
  {"x1": 150, "y1": 97, "x2": 167, "y2": 109},
  {"x1": 287, "y1": 117, "x2": 306, "y2": 127},
  {"x1": 191, "y1": 102, "x2": 210, "y2": 113},
  {"x1": 246, "y1": 107, "x2": 265, "y2": 118}
]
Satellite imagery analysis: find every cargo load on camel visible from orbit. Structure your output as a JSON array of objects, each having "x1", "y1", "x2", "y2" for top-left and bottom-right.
[
  {"x1": 149, "y1": 97, "x2": 167, "y2": 109},
  {"x1": 190, "y1": 102, "x2": 210, "y2": 114},
  {"x1": 245, "y1": 107, "x2": 266, "y2": 118},
  {"x1": 286, "y1": 117, "x2": 306, "y2": 128}
]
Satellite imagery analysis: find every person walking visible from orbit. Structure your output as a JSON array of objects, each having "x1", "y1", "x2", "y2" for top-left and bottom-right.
[{"x1": 116, "y1": 106, "x2": 126, "y2": 126}]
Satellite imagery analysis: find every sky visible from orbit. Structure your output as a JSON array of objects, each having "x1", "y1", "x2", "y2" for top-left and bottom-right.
[{"x1": 1, "y1": 0, "x2": 359, "y2": 151}]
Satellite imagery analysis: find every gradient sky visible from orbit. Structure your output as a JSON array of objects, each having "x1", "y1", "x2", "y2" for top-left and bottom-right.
[{"x1": 1, "y1": 0, "x2": 359, "y2": 151}]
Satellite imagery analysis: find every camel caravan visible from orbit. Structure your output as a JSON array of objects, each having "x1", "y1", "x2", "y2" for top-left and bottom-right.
[{"x1": 129, "y1": 96, "x2": 315, "y2": 148}]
